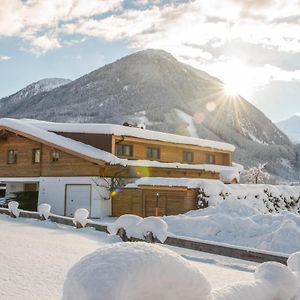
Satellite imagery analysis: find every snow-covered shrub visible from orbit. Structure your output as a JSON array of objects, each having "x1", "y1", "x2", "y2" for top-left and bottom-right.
[
  {"x1": 8, "y1": 201, "x2": 20, "y2": 218},
  {"x1": 196, "y1": 180, "x2": 300, "y2": 214},
  {"x1": 134, "y1": 216, "x2": 168, "y2": 242},
  {"x1": 73, "y1": 208, "x2": 89, "y2": 228},
  {"x1": 108, "y1": 215, "x2": 168, "y2": 243},
  {"x1": 62, "y1": 242, "x2": 211, "y2": 300},
  {"x1": 212, "y1": 262, "x2": 298, "y2": 300},
  {"x1": 107, "y1": 214, "x2": 143, "y2": 238},
  {"x1": 38, "y1": 203, "x2": 51, "y2": 220}
]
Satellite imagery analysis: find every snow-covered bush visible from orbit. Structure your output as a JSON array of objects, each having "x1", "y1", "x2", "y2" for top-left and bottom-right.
[
  {"x1": 38, "y1": 203, "x2": 51, "y2": 220},
  {"x1": 108, "y1": 215, "x2": 168, "y2": 243},
  {"x1": 196, "y1": 180, "x2": 300, "y2": 214},
  {"x1": 8, "y1": 201, "x2": 20, "y2": 218},
  {"x1": 212, "y1": 262, "x2": 298, "y2": 300},
  {"x1": 134, "y1": 217, "x2": 168, "y2": 242},
  {"x1": 107, "y1": 214, "x2": 142, "y2": 238},
  {"x1": 73, "y1": 208, "x2": 89, "y2": 228},
  {"x1": 62, "y1": 243, "x2": 211, "y2": 300}
]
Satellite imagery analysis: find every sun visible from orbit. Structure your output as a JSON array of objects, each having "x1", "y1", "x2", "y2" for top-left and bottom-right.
[{"x1": 224, "y1": 83, "x2": 240, "y2": 96}]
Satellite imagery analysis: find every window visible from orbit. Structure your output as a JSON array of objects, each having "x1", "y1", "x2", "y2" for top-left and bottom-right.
[
  {"x1": 116, "y1": 144, "x2": 133, "y2": 157},
  {"x1": 7, "y1": 150, "x2": 17, "y2": 164},
  {"x1": 32, "y1": 149, "x2": 41, "y2": 164},
  {"x1": 147, "y1": 147, "x2": 160, "y2": 159},
  {"x1": 183, "y1": 151, "x2": 194, "y2": 163},
  {"x1": 52, "y1": 150, "x2": 60, "y2": 162},
  {"x1": 205, "y1": 153, "x2": 216, "y2": 164}
]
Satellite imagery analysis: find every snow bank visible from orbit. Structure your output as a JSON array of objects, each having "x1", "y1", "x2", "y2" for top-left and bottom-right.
[
  {"x1": 108, "y1": 215, "x2": 168, "y2": 242},
  {"x1": 73, "y1": 208, "x2": 89, "y2": 227},
  {"x1": 62, "y1": 242, "x2": 211, "y2": 300},
  {"x1": 213, "y1": 262, "x2": 298, "y2": 300},
  {"x1": 165, "y1": 198, "x2": 300, "y2": 253},
  {"x1": 38, "y1": 203, "x2": 51, "y2": 219},
  {"x1": 8, "y1": 201, "x2": 20, "y2": 217}
]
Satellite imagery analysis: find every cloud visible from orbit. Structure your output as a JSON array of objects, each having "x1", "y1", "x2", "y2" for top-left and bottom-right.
[
  {"x1": 1, "y1": 0, "x2": 300, "y2": 94},
  {"x1": 0, "y1": 55, "x2": 11, "y2": 61},
  {"x1": 0, "y1": 0, "x2": 123, "y2": 52}
]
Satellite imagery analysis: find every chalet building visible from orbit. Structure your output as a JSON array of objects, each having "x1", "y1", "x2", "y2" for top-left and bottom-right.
[{"x1": 0, "y1": 118, "x2": 241, "y2": 217}]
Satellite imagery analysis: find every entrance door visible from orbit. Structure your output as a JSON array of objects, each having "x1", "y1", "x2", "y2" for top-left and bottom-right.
[{"x1": 65, "y1": 185, "x2": 91, "y2": 217}]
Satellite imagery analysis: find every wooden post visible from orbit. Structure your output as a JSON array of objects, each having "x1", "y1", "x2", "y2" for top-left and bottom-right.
[{"x1": 155, "y1": 192, "x2": 159, "y2": 217}]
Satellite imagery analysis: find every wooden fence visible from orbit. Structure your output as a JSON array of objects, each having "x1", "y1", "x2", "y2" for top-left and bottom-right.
[{"x1": 0, "y1": 208, "x2": 288, "y2": 265}]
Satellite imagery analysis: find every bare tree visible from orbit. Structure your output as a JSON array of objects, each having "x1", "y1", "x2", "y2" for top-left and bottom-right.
[{"x1": 244, "y1": 163, "x2": 270, "y2": 184}]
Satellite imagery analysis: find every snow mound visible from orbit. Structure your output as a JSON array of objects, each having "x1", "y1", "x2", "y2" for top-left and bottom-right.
[
  {"x1": 38, "y1": 203, "x2": 51, "y2": 219},
  {"x1": 108, "y1": 215, "x2": 168, "y2": 242},
  {"x1": 107, "y1": 214, "x2": 143, "y2": 237},
  {"x1": 134, "y1": 216, "x2": 168, "y2": 242},
  {"x1": 288, "y1": 252, "x2": 300, "y2": 272},
  {"x1": 73, "y1": 208, "x2": 89, "y2": 227},
  {"x1": 8, "y1": 201, "x2": 20, "y2": 217},
  {"x1": 165, "y1": 199, "x2": 300, "y2": 253},
  {"x1": 62, "y1": 242, "x2": 211, "y2": 300},
  {"x1": 213, "y1": 262, "x2": 297, "y2": 300}
]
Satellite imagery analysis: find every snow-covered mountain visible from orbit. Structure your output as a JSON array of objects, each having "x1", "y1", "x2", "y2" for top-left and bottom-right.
[
  {"x1": 276, "y1": 115, "x2": 300, "y2": 144},
  {"x1": 0, "y1": 50, "x2": 298, "y2": 180},
  {"x1": 0, "y1": 78, "x2": 71, "y2": 116}
]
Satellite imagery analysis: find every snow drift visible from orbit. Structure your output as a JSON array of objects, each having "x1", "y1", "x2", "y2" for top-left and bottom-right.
[
  {"x1": 164, "y1": 198, "x2": 300, "y2": 253},
  {"x1": 62, "y1": 242, "x2": 212, "y2": 300}
]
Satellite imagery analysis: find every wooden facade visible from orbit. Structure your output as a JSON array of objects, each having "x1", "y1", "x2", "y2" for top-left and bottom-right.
[
  {"x1": 112, "y1": 186, "x2": 197, "y2": 217},
  {"x1": 0, "y1": 129, "x2": 226, "y2": 179},
  {"x1": 0, "y1": 131, "x2": 101, "y2": 177},
  {"x1": 112, "y1": 136, "x2": 231, "y2": 166}
]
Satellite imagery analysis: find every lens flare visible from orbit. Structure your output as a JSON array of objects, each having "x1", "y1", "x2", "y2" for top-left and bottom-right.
[
  {"x1": 206, "y1": 101, "x2": 217, "y2": 112},
  {"x1": 193, "y1": 112, "x2": 205, "y2": 124}
]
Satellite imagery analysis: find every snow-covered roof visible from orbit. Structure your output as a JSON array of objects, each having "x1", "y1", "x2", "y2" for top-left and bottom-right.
[
  {"x1": 126, "y1": 177, "x2": 219, "y2": 189},
  {"x1": 0, "y1": 118, "x2": 241, "y2": 173},
  {"x1": 22, "y1": 119, "x2": 235, "y2": 152}
]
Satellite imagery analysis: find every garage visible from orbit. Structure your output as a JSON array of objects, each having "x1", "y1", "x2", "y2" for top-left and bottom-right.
[{"x1": 65, "y1": 184, "x2": 91, "y2": 217}]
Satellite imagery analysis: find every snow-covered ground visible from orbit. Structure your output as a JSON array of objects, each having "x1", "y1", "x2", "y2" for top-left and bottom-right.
[
  {"x1": 0, "y1": 214, "x2": 255, "y2": 299},
  {"x1": 164, "y1": 198, "x2": 300, "y2": 254}
]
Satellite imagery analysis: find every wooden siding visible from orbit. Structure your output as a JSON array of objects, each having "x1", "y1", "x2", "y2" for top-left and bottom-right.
[
  {"x1": 112, "y1": 187, "x2": 197, "y2": 217},
  {"x1": 114, "y1": 136, "x2": 231, "y2": 166},
  {"x1": 0, "y1": 131, "x2": 100, "y2": 177},
  {"x1": 56, "y1": 132, "x2": 112, "y2": 153}
]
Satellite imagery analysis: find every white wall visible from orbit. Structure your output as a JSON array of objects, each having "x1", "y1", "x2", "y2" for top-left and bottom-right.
[{"x1": 38, "y1": 177, "x2": 112, "y2": 218}]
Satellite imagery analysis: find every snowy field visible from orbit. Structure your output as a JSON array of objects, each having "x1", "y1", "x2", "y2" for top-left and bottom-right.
[{"x1": 0, "y1": 214, "x2": 256, "y2": 300}]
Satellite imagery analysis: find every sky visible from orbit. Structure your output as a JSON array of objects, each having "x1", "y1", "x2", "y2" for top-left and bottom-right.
[{"x1": 0, "y1": 0, "x2": 300, "y2": 122}]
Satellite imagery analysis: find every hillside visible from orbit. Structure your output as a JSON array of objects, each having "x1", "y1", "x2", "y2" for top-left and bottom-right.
[
  {"x1": 276, "y1": 115, "x2": 300, "y2": 144},
  {"x1": 0, "y1": 50, "x2": 298, "y2": 180}
]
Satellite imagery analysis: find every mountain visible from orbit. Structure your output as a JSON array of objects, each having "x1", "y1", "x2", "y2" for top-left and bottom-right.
[
  {"x1": 0, "y1": 78, "x2": 71, "y2": 116},
  {"x1": 276, "y1": 115, "x2": 300, "y2": 144},
  {"x1": 0, "y1": 49, "x2": 298, "y2": 181}
]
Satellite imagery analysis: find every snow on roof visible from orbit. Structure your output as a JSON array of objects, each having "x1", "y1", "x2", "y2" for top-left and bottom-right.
[
  {"x1": 0, "y1": 118, "x2": 241, "y2": 173},
  {"x1": 22, "y1": 119, "x2": 235, "y2": 152},
  {"x1": 220, "y1": 169, "x2": 240, "y2": 184},
  {"x1": 0, "y1": 118, "x2": 121, "y2": 165},
  {"x1": 126, "y1": 177, "x2": 224, "y2": 189}
]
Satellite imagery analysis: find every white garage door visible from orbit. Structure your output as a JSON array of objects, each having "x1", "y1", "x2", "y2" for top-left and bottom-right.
[{"x1": 65, "y1": 185, "x2": 91, "y2": 217}]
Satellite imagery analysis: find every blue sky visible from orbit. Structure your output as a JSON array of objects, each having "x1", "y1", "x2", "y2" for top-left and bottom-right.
[{"x1": 0, "y1": 0, "x2": 300, "y2": 122}]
